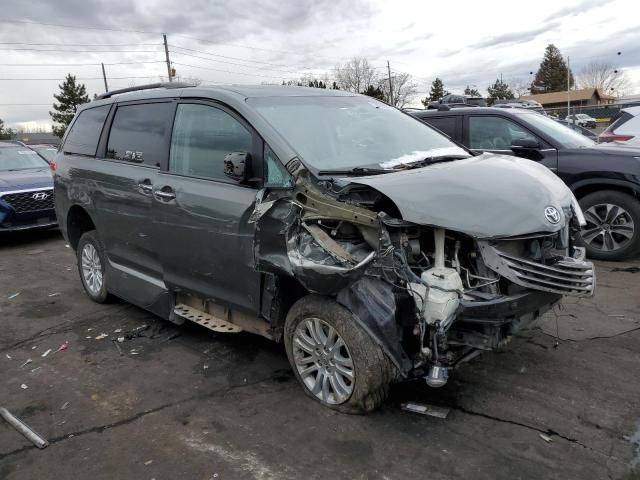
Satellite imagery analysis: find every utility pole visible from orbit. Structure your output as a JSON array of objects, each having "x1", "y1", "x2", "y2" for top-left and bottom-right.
[
  {"x1": 387, "y1": 60, "x2": 393, "y2": 106},
  {"x1": 163, "y1": 34, "x2": 172, "y2": 82},
  {"x1": 101, "y1": 63, "x2": 108, "y2": 93},
  {"x1": 567, "y1": 56, "x2": 570, "y2": 119}
]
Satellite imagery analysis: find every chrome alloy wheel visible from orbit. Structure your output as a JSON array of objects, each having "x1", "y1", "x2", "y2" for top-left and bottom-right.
[
  {"x1": 581, "y1": 203, "x2": 635, "y2": 252},
  {"x1": 81, "y1": 243, "x2": 103, "y2": 294},
  {"x1": 292, "y1": 317, "x2": 354, "y2": 405}
]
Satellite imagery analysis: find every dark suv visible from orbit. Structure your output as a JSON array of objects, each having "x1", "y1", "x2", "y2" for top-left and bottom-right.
[
  {"x1": 427, "y1": 94, "x2": 486, "y2": 109},
  {"x1": 54, "y1": 84, "x2": 594, "y2": 413},
  {"x1": 412, "y1": 107, "x2": 640, "y2": 260}
]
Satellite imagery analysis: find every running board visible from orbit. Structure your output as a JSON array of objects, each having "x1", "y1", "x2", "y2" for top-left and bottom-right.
[{"x1": 174, "y1": 304, "x2": 243, "y2": 333}]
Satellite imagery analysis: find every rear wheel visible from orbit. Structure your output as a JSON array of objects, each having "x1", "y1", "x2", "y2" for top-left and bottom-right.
[
  {"x1": 284, "y1": 295, "x2": 395, "y2": 414},
  {"x1": 76, "y1": 230, "x2": 110, "y2": 303},
  {"x1": 576, "y1": 190, "x2": 640, "y2": 261}
]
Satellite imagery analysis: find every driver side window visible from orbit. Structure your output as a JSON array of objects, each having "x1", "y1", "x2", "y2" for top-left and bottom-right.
[{"x1": 469, "y1": 116, "x2": 537, "y2": 150}]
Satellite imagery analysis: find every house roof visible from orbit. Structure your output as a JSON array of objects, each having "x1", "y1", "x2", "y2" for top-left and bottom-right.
[{"x1": 521, "y1": 88, "x2": 616, "y2": 105}]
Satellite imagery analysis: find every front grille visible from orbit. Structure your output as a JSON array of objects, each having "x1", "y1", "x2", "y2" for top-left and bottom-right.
[
  {"x1": 478, "y1": 241, "x2": 595, "y2": 298},
  {"x1": 1, "y1": 189, "x2": 55, "y2": 213},
  {"x1": 497, "y1": 251, "x2": 594, "y2": 296}
]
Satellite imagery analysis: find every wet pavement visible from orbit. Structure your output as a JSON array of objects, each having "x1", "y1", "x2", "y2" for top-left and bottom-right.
[{"x1": 1, "y1": 230, "x2": 639, "y2": 480}]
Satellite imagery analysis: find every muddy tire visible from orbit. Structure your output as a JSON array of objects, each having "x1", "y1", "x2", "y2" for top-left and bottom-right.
[
  {"x1": 76, "y1": 230, "x2": 110, "y2": 303},
  {"x1": 576, "y1": 190, "x2": 640, "y2": 261},
  {"x1": 284, "y1": 295, "x2": 395, "y2": 414}
]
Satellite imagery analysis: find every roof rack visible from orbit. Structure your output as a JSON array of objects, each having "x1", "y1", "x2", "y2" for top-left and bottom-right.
[{"x1": 95, "y1": 82, "x2": 195, "y2": 100}]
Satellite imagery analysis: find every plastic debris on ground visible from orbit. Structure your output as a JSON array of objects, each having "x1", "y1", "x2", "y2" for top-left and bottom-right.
[
  {"x1": 144, "y1": 460, "x2": 153, "y2": 466},
  {"x1": 20, "y1": 384, "x2": 28, "y2": 389},
  {"x1": 539, "y1": 433, "x2": 553, "y2": 443},
  {"x1": 114, "y1": 328, "x2": 123, "y2": 333},
  {"x1": 95, "y1": 333, "x2": 108, "y2": 340},
  {"x1": 54, "y1": 341, "x2": 69, "y2": 353},
  {"x1": 400, "y1": 402, "x2": 450, "y2": 419},
  {"x1": 41, "y1": 349, "x2": 52, "y2": 358},
  {"x1": 60, "y1": 402, "x2": 70, "y2": 410},
  {"x1": 47, "y1": 292, "x2": 61, "y2": 297},
  {"x1": 8, "y1": 292, "x2": 20, "y2": 300},
  {"x1": 20, "y1": 359, "x2": 32, "y2": 368},
  {"x1": 0, "y1": 407, "x2": 49, "y2": 449},
  {"x1": 5, "y1": 354, "x2": 11, "y2": 360}
]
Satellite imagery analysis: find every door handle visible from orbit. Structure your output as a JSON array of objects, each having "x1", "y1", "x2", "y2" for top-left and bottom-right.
[
  {"x1": 138, "y1": 179, "x2": 153, "y2": 195},
  {"x1": 153, "y1": 188, "x2": 176, "y2": 201}
]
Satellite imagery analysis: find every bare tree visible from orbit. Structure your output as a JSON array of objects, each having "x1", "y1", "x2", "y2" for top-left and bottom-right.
[
  {"x1": 577, "y1": 61, "x2": 631, "y2": 97},
  {"x1": 508, "y1": 77, "x2": 531, "y2": 98},
  {"x1": 333, "y1": 57, "x2": 378, "y2": 93},
  {"x1": 378, "y1": 72, "x2": 418, "y2": 108}
]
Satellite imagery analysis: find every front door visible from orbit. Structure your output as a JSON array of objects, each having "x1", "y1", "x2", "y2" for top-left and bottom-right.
[
  {"x1": 466, "y1": 115, "x2": 558, "y2": 172},
  {"x1": 153, "y1": 101, "x2": 262, "y2": 313}
]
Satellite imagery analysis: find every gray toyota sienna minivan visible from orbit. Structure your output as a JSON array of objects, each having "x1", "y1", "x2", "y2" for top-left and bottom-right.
[{"x1": 54, "y1": 83, "x2": 595, "y2": 413}]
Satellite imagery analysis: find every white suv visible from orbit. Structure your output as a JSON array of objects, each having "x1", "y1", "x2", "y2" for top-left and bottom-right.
[{"x1": 600, "y1": 106, "x2": 640, "y2": 145}]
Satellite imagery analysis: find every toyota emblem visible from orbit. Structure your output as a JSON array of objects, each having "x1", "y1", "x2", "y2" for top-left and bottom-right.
[
  {"x1": 544, "y1": 206, "x2": 560, "y2": 224},
  {"x1": 32, "y1": 192, "x2": 50, "y2": 201}
]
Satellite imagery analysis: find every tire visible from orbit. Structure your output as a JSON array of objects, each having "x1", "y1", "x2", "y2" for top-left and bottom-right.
[
  {"x1": 576, "y1": 190, "x2": 640, "y2": 261},
  {"x1": 284, "y1": 295, "x2": 395, "y2": 414},
  {"x1": 76, "y1": 230, "x2": 110, "y2": 303}
]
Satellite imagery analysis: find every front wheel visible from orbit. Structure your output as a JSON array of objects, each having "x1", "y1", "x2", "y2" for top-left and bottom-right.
[
  {"x1": 284, "y1": 295, "x2": 395, "y2": 414},
  {"x1": 576, "y1": 190, "x2": 640, "y2": 261}
]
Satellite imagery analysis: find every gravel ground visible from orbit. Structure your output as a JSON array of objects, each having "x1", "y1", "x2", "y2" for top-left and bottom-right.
[{"x1": 1, "y1": 230, "x2": 639, "y2": 480}]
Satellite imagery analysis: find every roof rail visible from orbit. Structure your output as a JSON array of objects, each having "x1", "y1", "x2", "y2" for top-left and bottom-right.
[{"x1": 95, "y1": 82, "x2": 195, "y2": 100}]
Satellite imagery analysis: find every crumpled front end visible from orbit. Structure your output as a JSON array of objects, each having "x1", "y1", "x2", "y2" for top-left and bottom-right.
[{"x1": 251, "y1": 159, "x2": 595, "y2": 387}]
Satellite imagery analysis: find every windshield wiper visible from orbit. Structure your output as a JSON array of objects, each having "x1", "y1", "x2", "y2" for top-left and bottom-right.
[
  {"x1": 318, "y1": 166, "x2": 392, "y2": 176},
  {"x1": 391, "y1": 155, "x2": 470, "y2": 169}
]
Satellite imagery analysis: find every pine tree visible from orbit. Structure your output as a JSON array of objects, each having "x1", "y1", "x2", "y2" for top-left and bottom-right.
[
  {"x1": 487, "y1": 78, "x2": 515, "y2": 105},
  {"x1": 330, "y1": 81, "x2": 340, "y2": 90},
  {"x1": 421, "y1": 78, "x2": 450, "y2": 106},
  {"x1": 362, "y1": 84, "x2": 385, "y2": 101},
  {"x1": 531, "y1": 44, "x2": 574, "y2": 93},
  {"x1": 50, "y1": 74, "x2": 90, "y2": 137},
  {"x1": 464, "y1": 85, "x2": 481, "y2": 96}
]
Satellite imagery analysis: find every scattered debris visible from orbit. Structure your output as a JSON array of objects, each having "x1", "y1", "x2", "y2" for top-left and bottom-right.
[
  {"x1": 31, "y1": 346, "x2": 37, "y2": 350},
  {"x1": 95, "y1": 333, "x2": 108, "y2": 340},
  {"x1": 0, "y1": 407, "x2": 49, "y2": 449},
  {"x1": 60, "y1": 402, "x2": 70, "y2": 410},
  {"x1": 86, "y1": 336, "x2": 92, "y2": 339},
  {"x1": 30, "y1": 367, "x2": 42, "y2": 374},
  {"x1": 117, "y1": 337, "x2": 125, "y2": 343},
  {"x1": 130, "y1": 349, "x2": 139, "y2": 355},
  {"x1": 20, "y1": 384, "x2": 28, "y2": 389},
  {"x1": 114, "y1": 328, "x2": 123, "y2": 333},
  {"x1": 539, "y1": 433, "x2": 553, "y2": 443},
  {"x1": 203, "y1": 364, "x2": 209, "y2": 370},
  {"x1": 41, "y1": 349, "x2": 52, "y2": 358},
  {"x1": 144, "y1": 460, "x2": 153, "y2": 466},
  {"x1": 400, "y1": 402, "x2": 450, "y2": 419},
  {"x1": 612, "y1": 266, "x2": 640, "y2": 273},
  {"x1": 20, "y1": 359, "x2": 32, "y2": 368},
  {"x1": 112, "y1": 340, "x2": 123, "y2": 356},
  {"x1": 7, "y1": 292, "x2": 21, "y2": 300},
  {"x1": 162, "y1": 331, "x2": 182, "y2": 342},
  {"x1": 87, "y1": 328, "x2": 93, "y2": 332},
  {"x1": 65, "y1": 244, "x2": 70, "y2": 248},
  {"x1": 47, "y1": 292, "x2": 61, "y2": 297},
  {"x1": 5, "y1": 354, "x2": 11, "y2": 360},
  {"x1": 54, "y1": 341, "x2": 69, "y2": 353}
]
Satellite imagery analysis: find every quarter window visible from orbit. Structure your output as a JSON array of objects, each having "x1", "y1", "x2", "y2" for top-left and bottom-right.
[
  {"x1": 469, "y1": 116, "x2": 537, "y2": 150},
  {"x1": 106, "y1": 103, "x2": 171, "y2": 167},
  {"x1": 63, "y1": 105, "x2": 110, "y2": 156},
  {"x1": 421, "y1": 116, "x2": 457, "y2": 138},
  {"x1": 169, "y1": 103, "x2": 252, "y2": 181}
]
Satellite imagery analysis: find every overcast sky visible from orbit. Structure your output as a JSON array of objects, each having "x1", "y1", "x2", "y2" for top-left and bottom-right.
[{"x1": 1, "y1": 0, "x2": 639, "y2": 130}]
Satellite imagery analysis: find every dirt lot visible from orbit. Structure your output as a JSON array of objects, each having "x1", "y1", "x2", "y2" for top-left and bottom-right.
[{"x1": 1, "y1": 230, "x2": 639, "y2": 480}]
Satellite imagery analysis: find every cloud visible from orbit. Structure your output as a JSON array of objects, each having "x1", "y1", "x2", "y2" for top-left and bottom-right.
[
  {"x1": 541, "y1": 0, "x2": 602, "y2": 23},
  {"x1": 471, "y1": 20, "x2": 561, "y2": 49}
]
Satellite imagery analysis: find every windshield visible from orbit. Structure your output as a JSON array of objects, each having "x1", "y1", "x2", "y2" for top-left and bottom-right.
[
  {"x1": 33, "y1": 147, "x2": 57, "y2": 162},
  {"x1": 516, "y1": 112, "x2": 595, "y2": 148},
  {"x1": 249, "y1": 95, "x2": 470, "y2": 171},
  {"x1": 0, "y1": 146, "x2": 49, "y2": 171},
  {"x1": 576, "y1": 114, "x2": 589, "y2": 119},
  {"x1": 467, "y1": 98, "x2": 487, "y2": 107}
]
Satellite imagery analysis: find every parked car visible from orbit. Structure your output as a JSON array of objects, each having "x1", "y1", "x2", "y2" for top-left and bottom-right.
[
  {"x1": 492, "y1": 99, "x2": 545, "y2": 113},
  {"x1": 29, "y1": 144, "x2": 58, "y2": 162},
  {"x1": 428, "y1": 94, "x2": 486, "y2": 109},
  {"x1": 554, "y1": 119, "x2": 599, "y2": 141},
  {"x1": 412, "y1": 107, "x2": 640, "y2": 260},
  {"x1": 566, "y1": 113, "x2": 597, "y2": 129},
  {"x1": 55, "y1": 84, "x2": 594, "y2": 413},
  {"x1": 599, "y1": 106, "x2": 640, "y2": 146},
  {"x1": 0, "y1": 141, "x2": 57, "y2": 232}
]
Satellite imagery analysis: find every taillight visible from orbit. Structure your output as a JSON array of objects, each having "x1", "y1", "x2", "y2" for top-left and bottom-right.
[
  {"x1": 49, "y1": 161, "x2": 57, "y2": 172},
  {"x1": 599, "y1": 131, "x2": 634, "y2": 143}
]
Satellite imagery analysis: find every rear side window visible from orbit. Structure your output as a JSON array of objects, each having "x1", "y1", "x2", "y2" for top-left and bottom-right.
[
  {"x1": 63, "y1": 105, "x2": 110, "y2": 156},
  {"x1": 106, "y1": 103, "x2": 171, "y2": 167},
  {"x1": 421, "y1": 116, "x2": 457, "y2": 138},
  {"x1": 169, "y1": 103, "x2": 252, "y2": 181},
  {"x1": 609, "y1": 111, "x2": 633, "y2": 133}
]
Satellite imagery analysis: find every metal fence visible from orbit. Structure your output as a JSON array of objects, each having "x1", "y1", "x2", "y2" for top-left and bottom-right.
[{"x1": 545, "y1": 101, "x2": 640, "y2": 123}]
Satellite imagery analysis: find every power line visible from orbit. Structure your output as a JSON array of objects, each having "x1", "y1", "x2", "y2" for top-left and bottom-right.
[
  {"x1": 0, "y1": 47, "x2": 162, "y2": 53},
  {"x1": 169, "y1": 63, "x2": 291, "y2": 80},
  {"x1": 0, "y1": 61, "x2": 167, "y2": 66},
  {"x1": 0, "y1": 18, "x2": 159, "y2": 35},
  {"x1": 0, "y1": 42, "x2": 161, "y2": 47},
  {"x1": 171, "y1": 52, "x2": 317, "y2": 76}
]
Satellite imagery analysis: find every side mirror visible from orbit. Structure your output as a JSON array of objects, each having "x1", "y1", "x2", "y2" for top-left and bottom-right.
[
  {"x1": 223, "y1": 152, "x2": 251, "y2": 182},
  {"x1": 511, "y1": 138, "x2": 540, "y2": 151}
]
